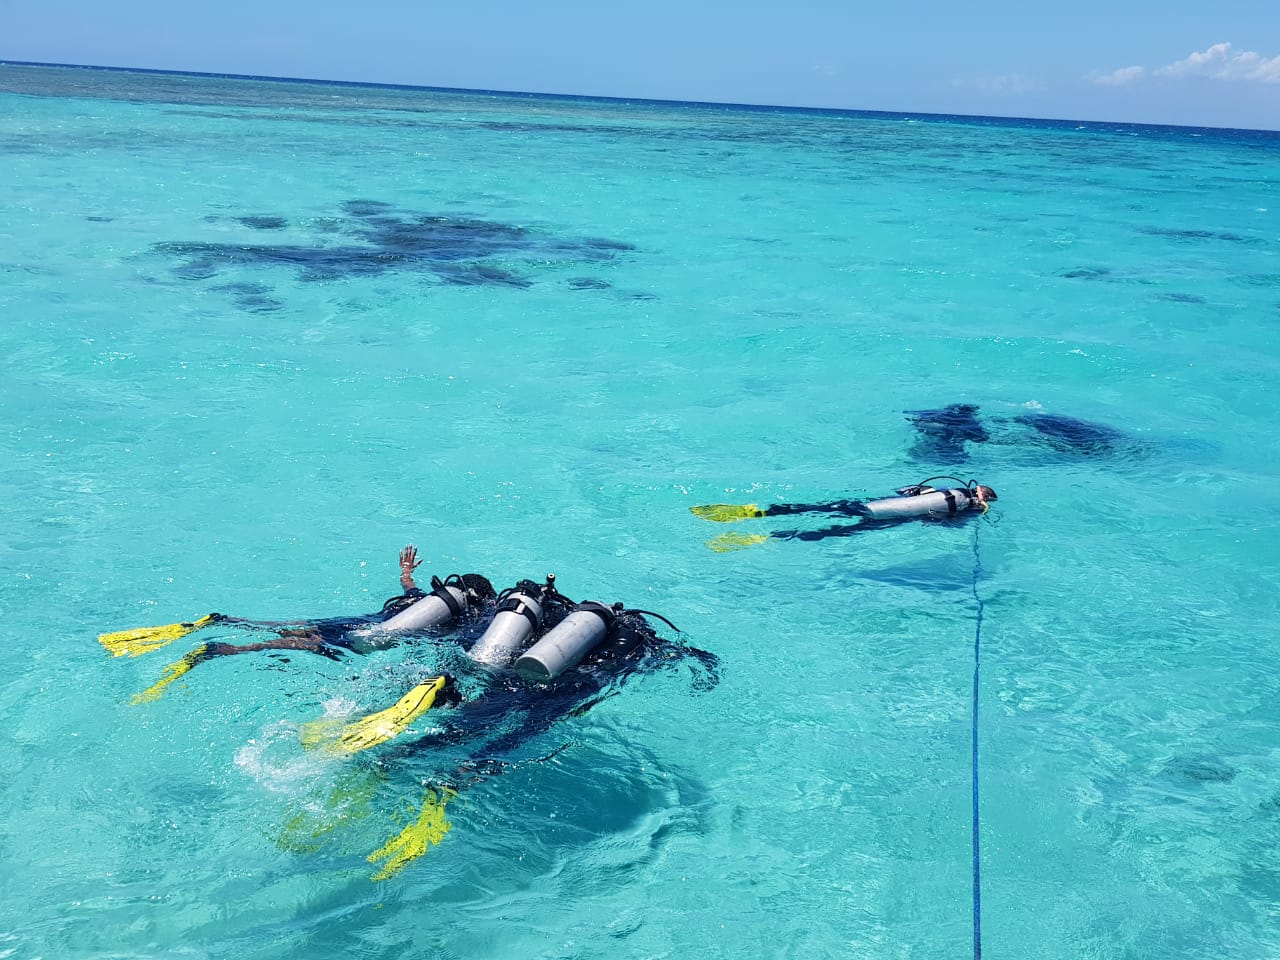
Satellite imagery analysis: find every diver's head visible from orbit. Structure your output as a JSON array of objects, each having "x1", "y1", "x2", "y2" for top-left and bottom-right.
[
  {"x1": 974, "y1": 484, "x2": 998, "y2": 502},
  {"x1": 460, "y1": 574, "x2": 497, "y2": 604}
]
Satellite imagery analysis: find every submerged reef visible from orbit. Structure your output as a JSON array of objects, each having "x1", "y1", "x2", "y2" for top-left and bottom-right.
[
  {"x1": 1005, "y1": 412, "x2": 1129, "y2": 458},
  {"x1": 153, "y1": 199, "x2": 634, "y2": 290},
  {"x1": 904, "y1": 403, "x2": 990, "y2": 464},
  {"x1": 904, "y1": 403, "x2": 1148, "y2": 463}
]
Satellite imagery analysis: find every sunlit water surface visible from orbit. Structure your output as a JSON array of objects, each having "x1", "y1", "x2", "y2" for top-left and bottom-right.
[{"x1": 2, "y1": 62, "x2": 1279, "y2": 959}]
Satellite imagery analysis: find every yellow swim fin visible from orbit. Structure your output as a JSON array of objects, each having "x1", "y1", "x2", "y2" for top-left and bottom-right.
[
  {"x1": 131, "y1": 645, "x2": 209, "y2": 704},
  {"x1": 99, "y1": 614, "x2": 219, "y2": 657},
  {"x1": 707, "y1": 532, "x2": 770, "y2": 553},
  {"x1": 690, "y1": 503, "x2": 765, "y2": 523},
  {"x1": 368, "y1": 788, "x2": 455, "y2": 880},
  {"x1": 276, "y1": 769, "x2": 384, "y2": 854},
  {"x1": 297, "y1": 716, "x2": 347, "y2": 751},
  {"x1": 306, "y1": 676, "x2": 447, "y2": 755}
]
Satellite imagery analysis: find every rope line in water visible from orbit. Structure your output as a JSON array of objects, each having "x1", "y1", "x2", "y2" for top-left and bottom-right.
[{"x1": 970, "y1": 522, "x2": 986, "y2": 960}]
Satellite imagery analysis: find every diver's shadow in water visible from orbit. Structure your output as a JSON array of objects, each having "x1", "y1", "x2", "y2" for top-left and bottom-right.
[
  {"x1": 285, "y1": 719, "x2": 713, "y2": 899},
  {"x1": 443, "y1": 728, "x2": 714, "y2": 874},
  {"x1": 844, "y1": 552, "x2": 985, "y2": 593}
]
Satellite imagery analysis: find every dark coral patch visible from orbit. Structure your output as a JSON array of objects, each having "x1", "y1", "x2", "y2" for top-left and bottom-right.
[
  {"x1": 1234, "y1": 274, "x2": 1280, "y2": 288},
  {"x1": 1008, "y1": 412, "x2": 1127, "y2": 457},
  {"x1": 236, "y1": 215, "x2": 288, "y2": 230},
  {"x1": 1060, "y1": 266, "x2": 1112, "y2": 280},
  {"x1": 438, "y1": 263, "x2": 533, "y2": 288},
  {"x1": 904, "y1": 403, "x2": 988, "y2": 464},
  {"x1": 1166, "y1": 756, "x2": 1236, "y2": 784},
  {"x1": 1138, "y1": 226, "x2": 1260, "y2": 245},
  {"x1": 153, "y1": 200, "x2": 635, "y2": 291},
  {"x1": 211, "y1": 281, "x2": 285, "y2": 312}
]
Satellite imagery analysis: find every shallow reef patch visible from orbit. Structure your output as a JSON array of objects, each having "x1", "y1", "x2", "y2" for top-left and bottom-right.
[{"x1": 151, "y1": 199, "x2": 637, "y2": 294}]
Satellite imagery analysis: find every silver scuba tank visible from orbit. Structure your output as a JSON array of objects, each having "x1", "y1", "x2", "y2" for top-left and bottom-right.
[
  {"x1": 514, "y1": 601, "x2": 617, "y2": 681},
  {"x1": 469, "y1": 580, "x2": 546, "y2": 666},
  {"x1": 371, "y1": 580, "x2": 469, "y2": 634},
  {"x1": 862, "y1": 487, "x2": 974, "y2": 520}
]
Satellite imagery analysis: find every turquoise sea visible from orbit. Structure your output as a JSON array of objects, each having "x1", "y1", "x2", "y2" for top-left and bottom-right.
[{"x1": 2, "y1": 61, "x2": 1279, "y2": 959}]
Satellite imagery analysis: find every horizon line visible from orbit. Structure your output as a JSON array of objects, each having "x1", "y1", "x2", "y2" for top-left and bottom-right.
[{"x1": 2, "y1": 58, "x2": 1278, "y2": 136}]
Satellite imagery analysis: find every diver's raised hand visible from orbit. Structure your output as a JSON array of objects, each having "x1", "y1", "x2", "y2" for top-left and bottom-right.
[{"x1": 399, "y1": 544, "x2": 422, "y2": 590}]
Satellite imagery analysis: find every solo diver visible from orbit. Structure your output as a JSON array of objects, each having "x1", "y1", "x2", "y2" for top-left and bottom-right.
[{"x1": 691, "y1": 478, "x2": 996, "y2": 551}]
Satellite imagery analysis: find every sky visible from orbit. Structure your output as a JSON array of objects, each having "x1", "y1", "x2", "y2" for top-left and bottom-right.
[{"x1": 3, "y1": 0, "x2": 1279, "y2": 130}]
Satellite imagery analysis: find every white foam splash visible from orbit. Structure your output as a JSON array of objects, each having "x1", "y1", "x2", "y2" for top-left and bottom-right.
[{"x1": 234, "y1": 719, "x2": 341, "y2": 794}]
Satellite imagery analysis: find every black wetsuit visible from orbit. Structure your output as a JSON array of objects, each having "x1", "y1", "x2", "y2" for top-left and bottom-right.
[
  {"x1": 761, "y1": 487, "x2": 988, "y2": 542},
  {"x1": 209, "y1": 575, "x2": 496, "y2": 660},
  {"x1": 390, "y1": 611, "x2": 719, "y2": 771},
  {"x1": 301, "y1": 589, "x2": 431, "y2": 651}
]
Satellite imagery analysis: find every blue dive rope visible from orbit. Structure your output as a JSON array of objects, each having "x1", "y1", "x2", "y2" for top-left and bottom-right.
[{"x1": 969, "y1": 522, "x2": 985, "y2": 960}]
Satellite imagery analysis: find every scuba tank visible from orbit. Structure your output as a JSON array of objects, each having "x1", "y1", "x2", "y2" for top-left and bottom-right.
[
  {"x1": 862, "y1": 487, "x2": 978, "y2": 520},
  {"x1": 514, "y1": 601, "x2": 618, "y2": 681},
  {"x1": 372, "y1": 574, "x2": 486, "y2": 634},
  {"x1": 863, "y1": 477, "x2": 996, "y2": 521},
  {"x1": 469, "y1": 575, "x2": 560, "y2": 666}
]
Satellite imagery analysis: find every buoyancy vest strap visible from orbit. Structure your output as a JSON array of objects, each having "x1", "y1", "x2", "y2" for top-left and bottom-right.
[
  {"x1": 498, "y1": 594, "x2": 541, "y2": 630},
  {"x1": 944, "y1": 489, "x2": 959, "y2": 514},
  {"x1": 429, "y1": 576, "x2": 465, "y2": 617},
  {"x1": 575, "y1": 601, "x2": 617, "y2": 627}
]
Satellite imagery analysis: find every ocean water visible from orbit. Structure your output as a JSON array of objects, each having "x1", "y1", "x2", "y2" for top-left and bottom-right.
[{"x1": 2, "y1": 60, "x2": 1279, "y2": 959}]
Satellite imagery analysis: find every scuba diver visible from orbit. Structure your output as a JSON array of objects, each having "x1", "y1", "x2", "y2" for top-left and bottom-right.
[
  {"x1": 691, "y1": 478, "x2": 997, "y2": 551},
  {"x1": 904, "y1": 403, "x2": 1133, "y2": 462},
  {"x1": 297, "y1": 571, "x2": 718, "y2": 757},
  {"x1": 300, "y1": 573, "x2": 718, "y2": 879},
  {"x1": 98, "y1": 545, "x2": 498, "y2": 701}
]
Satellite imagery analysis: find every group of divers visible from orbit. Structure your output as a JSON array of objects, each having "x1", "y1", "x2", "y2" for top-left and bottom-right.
[{"x1": 99, "y1": 404, "x2": 1126, "y2": 879}]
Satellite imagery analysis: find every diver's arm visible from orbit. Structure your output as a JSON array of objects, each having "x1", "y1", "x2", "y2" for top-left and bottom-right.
[{"x1": 199, "y1": 633, "x2": 345, "y2": 661}]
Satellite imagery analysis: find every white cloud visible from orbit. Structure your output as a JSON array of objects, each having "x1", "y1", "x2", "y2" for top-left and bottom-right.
[
  {"x1": 1091, "y1": 43, "x2": 1280, "y2": 87},
  {"x1": 1091, "y1": 65, "x2": 1145, "y2": 86},
  {"x1": 1154, "y1": 42, "x2": 1280, "y2": 83},
  {"x1": 952, "y1": 73, "x2": 1043, "y2": 96}
]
